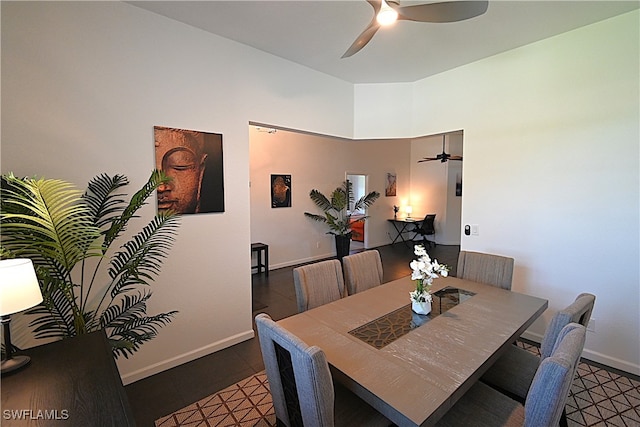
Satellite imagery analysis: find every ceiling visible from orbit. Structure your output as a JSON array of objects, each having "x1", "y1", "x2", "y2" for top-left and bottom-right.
[{"x1": 128, "y1": 1, "x2": 639, "y2": 84}]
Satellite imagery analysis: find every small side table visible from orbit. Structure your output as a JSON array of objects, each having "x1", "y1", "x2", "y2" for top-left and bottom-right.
[{"x1": 251, "y1": 243, "x2": 269, "y2": 276}]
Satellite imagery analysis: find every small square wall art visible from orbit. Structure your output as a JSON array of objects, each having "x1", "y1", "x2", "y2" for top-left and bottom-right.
[{"x1": 154, "y1": 126, "x2": 225, "y2": 214}]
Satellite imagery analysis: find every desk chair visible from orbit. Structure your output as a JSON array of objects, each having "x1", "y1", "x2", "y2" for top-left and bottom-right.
[
  {"x1": 435, "y1": 323, "x2": 586, "y2": 427},
  {"x1": 412, "y1": 214, "x2": 436, "y2": 248},
  {"x1": 456, "y1": 250, "x2": 514, "y2": 290},
  {"x1": 255, "y1": 313, "x2": 392, "y2": 427},
  {"x1": 343, "y1": 250, "x2": 383, "y2": 295},
  {"x1": 481, "y1": 293, "x2": 595, "y2": 403},
  {"x1": 293, "y1": 260, "x2": 346, "y2": 313}
]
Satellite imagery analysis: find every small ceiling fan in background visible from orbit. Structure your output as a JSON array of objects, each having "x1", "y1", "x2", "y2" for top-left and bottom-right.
[
  {"x1": 342, "y1": 0, "x2": 489, "y2": 58},
  {"x1": 418, "y1": 134, "x2": 463, "y2": 163}
]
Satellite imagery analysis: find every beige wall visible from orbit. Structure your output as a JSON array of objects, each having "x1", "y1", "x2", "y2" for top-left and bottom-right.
[{"x1": 249, "y1": 127, "x2": 411, "y2": 268}]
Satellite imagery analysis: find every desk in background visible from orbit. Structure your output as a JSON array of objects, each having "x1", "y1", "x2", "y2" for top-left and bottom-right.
[
  {"x1": 278, "y1": 276, "x2": 548, "y2": 427},
  {"x1": 1, "y1": 330, "x2": 135, "y2": 427},
  {"x1": 387, "y1": 217, "x2": 423, "y2": 246}
]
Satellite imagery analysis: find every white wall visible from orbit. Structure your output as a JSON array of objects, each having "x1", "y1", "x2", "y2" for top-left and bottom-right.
[
  {"x1": 355, "y1": 11, "x2": 640, "y2": 373},
  {"x1": 1, "y1": 1, "x2": 355, "y2": 384},
  {"x1": 443, "y1": 134, "x2": 463, "y2": 244},
  {"x1": 409, "y1": 132, "x2": 463, "y2": 245},
  {"x1": 249, "y1": 127, "x2": 411, "y2": 268},
  {"x1": 3, "y1": 2, "x2": 638, "y2": 381}
]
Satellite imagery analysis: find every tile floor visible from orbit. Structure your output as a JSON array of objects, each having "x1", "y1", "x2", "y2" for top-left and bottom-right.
[{"x1": 126, "y1": 242, "x2": 454, "y2": 426}]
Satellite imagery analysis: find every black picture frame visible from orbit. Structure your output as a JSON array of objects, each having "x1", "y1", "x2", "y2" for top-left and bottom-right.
[{"x1": 271, "y1": 174, "x2": 291, "y2": 208}]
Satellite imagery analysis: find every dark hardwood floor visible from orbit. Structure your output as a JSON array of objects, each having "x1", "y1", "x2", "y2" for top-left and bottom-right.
[{"x1": 125, "y1": 242, "x2": 460, "y2": 426}]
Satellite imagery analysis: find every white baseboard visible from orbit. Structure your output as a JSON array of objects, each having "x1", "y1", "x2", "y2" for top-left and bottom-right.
[
  {"x1": 580, "y1": 348, "x2": 640, "y2": 375},
  {"x1": 121, "y1": 329, "x2": 255, "y2": 385},
  {"x1": 269, "y1": 253, "x2": 335, "y2": 270},
  {"x1": 520, "y1": 331, "x2": 640, "y2": 376}
]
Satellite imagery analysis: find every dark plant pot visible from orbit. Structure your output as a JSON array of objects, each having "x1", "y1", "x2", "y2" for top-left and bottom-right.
[{"x1": 335, "y1": 233, "x2": 352, "y2": 261}]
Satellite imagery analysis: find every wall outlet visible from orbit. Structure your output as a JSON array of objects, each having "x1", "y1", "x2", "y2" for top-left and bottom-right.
[
  {"x1": 471, "y1": 224, "x2": 479, "y2": 236},
  {"x1": 587, "y1": 318, "x2": 595, "y2": 332},
  {"x1": 316, "y1": 241, "x2": 320, "y2": 249}
]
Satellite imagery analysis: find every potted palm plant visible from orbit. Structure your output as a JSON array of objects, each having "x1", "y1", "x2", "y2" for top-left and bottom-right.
[
  {"x1": 304, "y1": 180, "x2": 380, "y2": 260},
  {"x1": 0, "y1": 171, "x2": 179, "y2": 359}
]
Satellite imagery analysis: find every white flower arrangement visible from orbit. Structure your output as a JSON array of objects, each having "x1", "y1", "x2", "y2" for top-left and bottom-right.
[{"x1": 409, "y1": 244, "x2": 449, "y2": 303}]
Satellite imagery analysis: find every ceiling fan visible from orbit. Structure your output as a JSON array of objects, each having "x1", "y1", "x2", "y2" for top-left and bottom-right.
[
  {"x1": 342, "y1": 0, "x2": 489, "y2": 58},
  {"x1": 418, "y1": 135, "x2": 463, "y2": 163}
]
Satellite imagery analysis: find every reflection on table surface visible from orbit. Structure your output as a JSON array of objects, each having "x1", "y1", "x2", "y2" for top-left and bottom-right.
[{"x1": 349, "y1": 287, "x2": 477, "y2": 349}]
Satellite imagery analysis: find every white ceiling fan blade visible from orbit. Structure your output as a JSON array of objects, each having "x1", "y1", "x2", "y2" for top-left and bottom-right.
[
  {"x1": 396, "y1": 1, "x2": 488, "y2": 23},
  {"x1": 342, "y1": 18, "x2": 381, "y2": 58}
]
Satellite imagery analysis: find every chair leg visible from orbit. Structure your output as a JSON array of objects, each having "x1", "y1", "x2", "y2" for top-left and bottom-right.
[{"x1": 560, "y1": 407, "x2": 568, "y2": 427}]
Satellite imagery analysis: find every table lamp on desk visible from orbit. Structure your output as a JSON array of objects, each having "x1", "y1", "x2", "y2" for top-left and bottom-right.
[
  {"x1": 0, "y1": 259, "x2": 43, "y2": 374},
  {"x1": 405, "y1": 206, "x2": 412, "y2": 219}
]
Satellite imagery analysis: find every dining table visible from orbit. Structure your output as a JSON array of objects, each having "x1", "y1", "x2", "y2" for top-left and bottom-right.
[{"x1": 277, "y1": 275, "x2": 548, "y2": 427}]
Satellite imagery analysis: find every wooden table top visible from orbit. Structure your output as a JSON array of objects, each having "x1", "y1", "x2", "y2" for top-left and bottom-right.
[
  {"x1": 277, "y1": 275, "x2": 548, "y2": 427},
  {"x1": 387, "y1": 218, "x2": 422, "y2": 223},
  {"x1": 1, "y1": 330, "x2": 135, "y2": 427}
]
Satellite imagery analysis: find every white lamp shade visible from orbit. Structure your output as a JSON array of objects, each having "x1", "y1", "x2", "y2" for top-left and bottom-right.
[
  {"x1": 405, "y1": 206, "x2": 413, "y2": 214},
  {"x1": 0, "y1": 259, "x2": 43, "y2": 316}
]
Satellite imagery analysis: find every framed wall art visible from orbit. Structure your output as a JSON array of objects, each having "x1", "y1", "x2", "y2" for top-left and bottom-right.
[
  {"x1": 271, "y1": 174, "x2": 291, "y2": 208},
  {"x1": 154, "y1": 126, "x2": 225, "y2": 214},
  {"x1": 385, "y1": 173, "x2": 397, "y2": 197}
]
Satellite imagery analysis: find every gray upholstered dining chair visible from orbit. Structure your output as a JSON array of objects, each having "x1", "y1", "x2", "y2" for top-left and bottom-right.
[
  {"x1": 255, "y1": 313, "x2": 392, "y2": 427},
  {"x1": 481, "y1": 293, "x2": 595, "y2": 403},
  {"x1": 435, "y1": 323, "x2": 586, "y2": 427},
  {"x1": 342, "y1": 250, "x2": 383, "y2": 295},
  {"x1": 456, "y1": 250, "x2": 515, "y2": 290},
  {"x1": 293, "y1": 259, "x2": 347, "y2": 313}
]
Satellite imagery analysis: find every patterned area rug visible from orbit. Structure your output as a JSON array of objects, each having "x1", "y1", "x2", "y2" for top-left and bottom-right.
[
  {"x1": 517, "y1": 341, "x2": 640, "y2": 427},
  {"x1": 155, "y1": 372, "x2": 276, "y2": 427},
  {"x1": 156, "y1": 341, "x2": 640, "y2": 427}
]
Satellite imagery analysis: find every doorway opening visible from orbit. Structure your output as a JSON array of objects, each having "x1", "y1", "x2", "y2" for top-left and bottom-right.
[{"x1": 347, "y1": 173, "x2": 367, "y2": 251}]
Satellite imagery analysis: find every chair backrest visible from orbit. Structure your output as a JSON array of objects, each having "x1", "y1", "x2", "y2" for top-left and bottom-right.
[
  {"x1": 524, "y1": 323, "x2": 586, "y2": 427},
  {"x1": 539, "y1": 293, "x2": 596, "y2": 359},
  {"x1": 420, "y1": 214, "x2": 436, "y2": 234},
  {"x1": 456, "y1": 250, "x2": 515, "y2": 290},
  {"x1": 342, "y1": 250, "x2": 383, "y2": 295},
  {"x1": 255, "y1": 313, "x2": 335, "y2": 427},
  {"x1": 293, "y1": 259, "x2": 346, "y2": 313}
]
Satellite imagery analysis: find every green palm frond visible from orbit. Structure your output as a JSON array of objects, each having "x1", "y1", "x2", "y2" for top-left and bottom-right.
[
  {"x1": 101, "y1": 292, "x2": 177, "y2": 359},
  {"x1": 353, "y1": 191, "x2": 380, "y2": 211},
  {"x1": 331, "y1": 184, "x2": 350, "y2": 211},
  {"x1": 303, "y1": 212, "x2": 328, "y2": 223},
  {"x1": 28, "y1": 265, "x2": 92, "y2": 337},
  {"x1": 29, "y1": 284, "x2": 77, "y2": 339},
  {"x1": 1, "y1": 174, "x2": 103, "y2": 269},
  {"x1": 107, "y1": 212, "x2": 180, "y2": 299},
  {"x1": 103, "y1": 170, "x2": 170, "y2": 249},
  {"x1": 84, "y1": 173, "x2": 129, "y2": 230},
  {"x1": 1, "y1": 171, "x2": 179, "y2": 358},
  {"x1": 308, "y1": 189, "x2": 332, "y2": 212}
]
